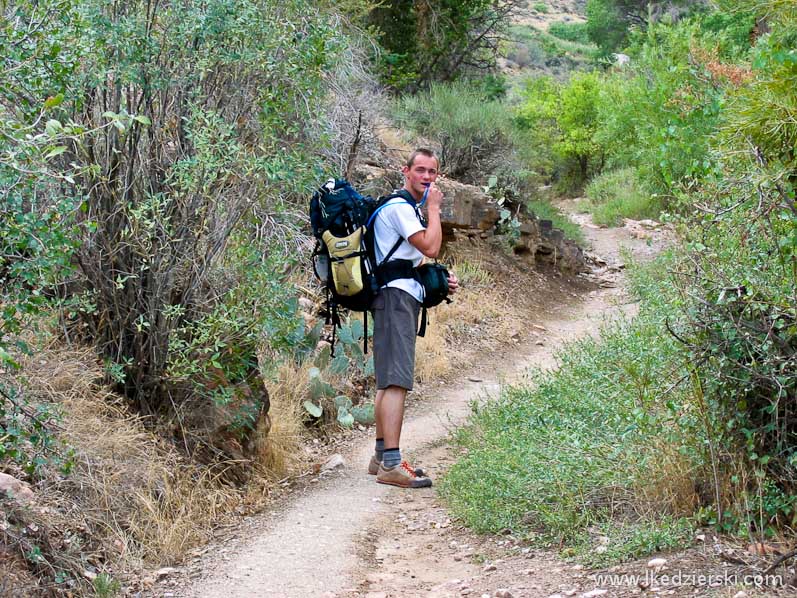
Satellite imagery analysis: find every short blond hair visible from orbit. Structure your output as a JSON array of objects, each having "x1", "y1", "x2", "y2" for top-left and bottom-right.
[{"x1": 406, "y1": 148, "x2": 439, "y2": 169}]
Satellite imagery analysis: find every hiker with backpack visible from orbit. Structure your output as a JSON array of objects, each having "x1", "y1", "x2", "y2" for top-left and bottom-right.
[
  {"x1": 309, "y1": 147, "x2": 457, "y2": 488},
  {"x1": 367, "y1": 148, "x2": 458, "y2": 488}
]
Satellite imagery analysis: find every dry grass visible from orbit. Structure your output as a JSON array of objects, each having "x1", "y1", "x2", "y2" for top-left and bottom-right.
[
  {"x1": 634, "y1": 438, "x2": 701, "y2": 519},
  {"x1": 415, "y1": 314, "x2": 451, "y2": 383},
  {"x1": 253, "y1": 359, "x2": 311, "y2": 479},
  {"x1": 22, "y1": 348, "x2": 241, "y2": 567}
]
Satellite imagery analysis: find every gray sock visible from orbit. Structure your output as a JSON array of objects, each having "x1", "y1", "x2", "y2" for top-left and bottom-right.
[
  {"x1": 383, "y1": 448, "x2": 401, "y2": 469},
  {"x1": 374, "y1": 438, "x2": 385, "y2": 462}
]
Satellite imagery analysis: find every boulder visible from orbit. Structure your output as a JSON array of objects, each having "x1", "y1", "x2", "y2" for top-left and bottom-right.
[{"x1": 0, "y1": 473, "x2": 35, "y2": 504}]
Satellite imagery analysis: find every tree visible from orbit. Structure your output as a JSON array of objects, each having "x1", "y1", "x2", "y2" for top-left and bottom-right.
[
  {"x1": 586, "y1": 0, "x2": 702, "y2": 55},
  {"x1": 517, "y1": 72, "x2": 603, "y2": 188},
  {"x1": 370, "y1": 0, "x2": 522, "y2": 91}
]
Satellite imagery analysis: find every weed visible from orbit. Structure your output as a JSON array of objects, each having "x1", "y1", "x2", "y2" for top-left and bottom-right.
[
  {"x1": 440, "y1": 254, "x2": 704, "y2": 561},
  {"x1": 584, "y1": 168, "x2": 663, "y2": 226},
  {"x1": 548, "y1": 22, "x2": 591, "y2": 45},
  {"x1": 526, "y1": 199, "x2": 584, "y2": 244},
  {"x1": 533, "y1": 2, "x2": 548, "y2": 13},
  {"x1": 93, "y1": 573, "x2": 121, "y2": 597},
  {"x1": 574, "y1": 518, "x2": 694, "y2": 567},
  {"x1": 255, "y1": 359, "x2": 310, "y2": 478},
  {"x1": 448, "y1": 258, "x2": 492, "y2": 288}
]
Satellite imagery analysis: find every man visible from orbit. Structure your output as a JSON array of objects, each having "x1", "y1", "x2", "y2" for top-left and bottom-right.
[{"x1": 367, "y1": 148, "x2": 459, "y2": 488}]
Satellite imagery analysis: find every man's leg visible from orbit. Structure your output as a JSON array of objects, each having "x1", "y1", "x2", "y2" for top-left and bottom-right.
[
  {"x1": 375, "y1": 384, "x2": 430, "y2": 488},
  {"x1": 368, "y1": 389, "x2": 386, "y2": 474},
  {"x1": 371, "y1": 387, "x2": 425, "y2": 476},
  {"x1": 378, "y1": 385, "x2": 406, "y2": 451}
]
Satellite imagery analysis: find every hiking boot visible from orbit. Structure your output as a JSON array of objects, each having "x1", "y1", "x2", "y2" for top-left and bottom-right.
[
  {"x1": 368, "y1": 455, "x2": 426, "y2": 477},
  {"x1": 376, "y1": 461, "x2": 433, "y2": 488}
]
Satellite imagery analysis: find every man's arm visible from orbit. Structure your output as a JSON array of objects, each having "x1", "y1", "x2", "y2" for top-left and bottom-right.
[
  {"x1": 408, "y1": 206, "x2": 442, "y2": 258},
  {"x1": 408, "y1": 185, "x2": 443, "y2": 258}
]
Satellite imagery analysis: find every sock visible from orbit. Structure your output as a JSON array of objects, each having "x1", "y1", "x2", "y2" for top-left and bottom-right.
[
  {"x1": 383, "y1": 448, "x2": 401, "y2": 469},
  {"x1": 374, "y1": 438, "x2": 385, "y2": 462}
]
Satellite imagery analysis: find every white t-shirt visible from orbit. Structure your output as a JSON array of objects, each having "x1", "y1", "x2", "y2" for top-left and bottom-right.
[{"x1": 374, "y1": 196, "x2": 425, "y2": 302}]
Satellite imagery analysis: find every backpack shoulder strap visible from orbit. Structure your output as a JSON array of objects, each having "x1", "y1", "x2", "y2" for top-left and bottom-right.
[{"x1": 366, "y1": 189, "x2": 419, "y2": 228}]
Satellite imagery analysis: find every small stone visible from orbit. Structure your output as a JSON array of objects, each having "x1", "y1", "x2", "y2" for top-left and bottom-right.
[
  {"x1": 594, "y1": 545, "x2": 607, "y2": 554},
  {"x1": 647, "y1": 558, "x2": 667, "y2": 570},
  {"x1": 484, "y1": 564, "x2": 497, "y2": 572},
  {"x1": 494, "y1": 590, "x2": 514, "y2": 598},
  {"x1": 83, "y1": 570, "x2": 97, "y2": 581},
  {"x1": 747, "y1": 542, "x2": 779, "y2": 555},
  {"x1": 321, "y1": 453, "x2": 346, "y2": 472},
  {"x1": 0, "y1": 473, "x2": 35, "y2": 504},
  {"x1": 155, "y1": 567, "x2": 179, "y2": 579},
  {"x1": 581, "y1": 591, "x2": 608, "y2": 598},
  {"x1": 733, "y1": 592, "x2": 748, "y2": 598},
  {"x1": 564, "y1": 590, "x2": 577, "y2": 597},
  {"x1": 535, "y1": 341, "x2": 545, "y2": 346}
]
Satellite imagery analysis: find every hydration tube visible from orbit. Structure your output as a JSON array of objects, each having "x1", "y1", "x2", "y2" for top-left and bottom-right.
[{"x1": 419, "y1": 182, "x2": 431, "y2": 207}]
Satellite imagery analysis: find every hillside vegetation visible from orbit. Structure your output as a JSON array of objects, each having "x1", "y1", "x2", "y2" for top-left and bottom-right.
[
  {"x1": 443, "y1": 0, "x2": 797, "y2": 569},
  {"x1": 2, "y1": 0, "x2": 796, "y2": 593}
]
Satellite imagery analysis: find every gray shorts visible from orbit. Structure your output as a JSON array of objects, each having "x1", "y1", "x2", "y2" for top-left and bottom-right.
[{"x1": 372, "y1": 287, "x2": 420, "y2": 390}]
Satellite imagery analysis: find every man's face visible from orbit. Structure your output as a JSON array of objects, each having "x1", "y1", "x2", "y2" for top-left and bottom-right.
[{"x1": 402, "y1": 154, "x2": 439, "y2": 198}]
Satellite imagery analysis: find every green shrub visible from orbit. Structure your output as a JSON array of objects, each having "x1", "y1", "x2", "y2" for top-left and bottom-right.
[
  {"x1": 370, "y1": 0, "x2": 517, "y2": 91},
  {"x1": 594, "y1": 19, "x2": 725, "y2": 197},
  {"x1": 585, "y1": 0, "x2": 628, "y2": 56},
  {"x1": 517, "y1": 71, "x2": 604, "y2": 191},
  {"x1": 393, "y1": 81, "x2": 516, "y2": 182},
  {"x1": 584, "y1": 167, "x2": 662, "y2": 225},
  {"x1": 548, "y1": 21, "x2": 591, "y2": 45},
  {"x1": 441, "y1": 253, "x2": 704, "y2": 555}
]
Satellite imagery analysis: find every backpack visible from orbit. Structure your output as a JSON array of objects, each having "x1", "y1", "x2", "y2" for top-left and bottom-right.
[{"x1": 310, "y1": 179, "x2": 419, "y2": 354}]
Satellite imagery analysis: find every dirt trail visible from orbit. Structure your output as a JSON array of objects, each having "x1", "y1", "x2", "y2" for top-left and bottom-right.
[{"x1": 173, "y1": 211, "x2": 665, "y2": 598}]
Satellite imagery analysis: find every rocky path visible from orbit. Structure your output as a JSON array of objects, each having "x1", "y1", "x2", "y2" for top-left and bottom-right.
[{"x1": 168, "y1": 212, "x2": 667, "y2": 598}]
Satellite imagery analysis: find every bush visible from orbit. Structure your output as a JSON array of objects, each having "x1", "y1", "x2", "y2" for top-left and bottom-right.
[
  {"x1": 594, "y1": 19, "x2": 726, "y2": 198},
  {"x1": 517, "y1": 71, "x2": 604, "y2": 191},
  {"x1": 440, "y1": 253, "x2": 702, "y2": 556},
  {"x1": 584, "y1": 167, "x2": 661, "y2": 225},
  {"x1": 370, "y1": 0, "x2": 522, "y2": 91},
  {"x1": 548, "y1": 21, "x2": 591, "y2": 45},
  {"x1": 393, "y1": 81, "x2": 516, "y2": 182}
]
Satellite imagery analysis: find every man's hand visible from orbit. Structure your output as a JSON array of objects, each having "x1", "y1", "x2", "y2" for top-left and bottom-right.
[
  {"x1": 447, "y1": 272, "x2": 459, "y2": 295},
  {"x1": 425, "y1": 183, "x2": 443, "y2": 211}
]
